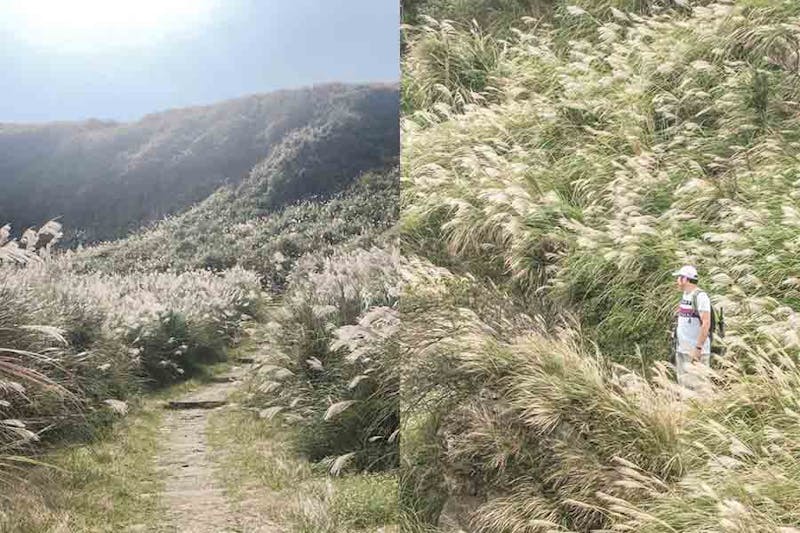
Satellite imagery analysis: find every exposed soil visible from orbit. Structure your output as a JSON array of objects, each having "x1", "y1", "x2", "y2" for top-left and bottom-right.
[{"x1": 156, "y1": 364, "x2": 277, "y2": 532}]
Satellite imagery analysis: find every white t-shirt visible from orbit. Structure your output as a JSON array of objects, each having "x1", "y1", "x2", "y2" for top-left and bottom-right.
[{"x1": 677, "y1": 289, "x2": 711, "y2": 354}]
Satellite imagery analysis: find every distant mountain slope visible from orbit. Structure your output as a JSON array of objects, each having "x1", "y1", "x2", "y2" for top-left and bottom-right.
[
  {"x1": 78, "y1": 167, "x2": 398, "y2": 289},
  {"x1": 0, "y1": 83, "x2": 398, "y2": 243}
]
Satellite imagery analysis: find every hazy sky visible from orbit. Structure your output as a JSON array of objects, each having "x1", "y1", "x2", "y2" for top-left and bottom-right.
[{"x1": 0, "y1": 0, "x2": 399, "y2": 123}]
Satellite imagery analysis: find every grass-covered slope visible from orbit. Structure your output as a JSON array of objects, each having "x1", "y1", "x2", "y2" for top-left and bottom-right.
[
  {"x1": 401, "y1": 1, "x2": 800, "y2": 530},
  {"x1": 0, "y1": 83, "x2": 398, "y2": 244},
  {"x1": 404, "y1": 0, "x2": 800, "y2": 364},
  {"x1": 78, "y1": 168, "x2": 399, "y2": 290},
  {"x1": 1, "y1": 77, "x2": 400, "y2": 518}
]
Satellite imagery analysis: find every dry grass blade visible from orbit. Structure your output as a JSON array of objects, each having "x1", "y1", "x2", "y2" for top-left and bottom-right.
[{"x1": 324, "y1": 401, "x2": 358, "y2": 421}]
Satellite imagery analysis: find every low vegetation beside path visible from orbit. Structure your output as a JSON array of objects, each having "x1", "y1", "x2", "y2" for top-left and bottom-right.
[
  {"x1": 208, "y1": 406, "x2": 398, "y2": 532},
  {"x1": 1, "y1": 222, "x2": 262, "y2": 526},
  {"x1": 205, "y1": 245, "x2": 402, "y2": 531},
  {"x1": 0, "y1": 389, "x2": 169, "y2": 532}
]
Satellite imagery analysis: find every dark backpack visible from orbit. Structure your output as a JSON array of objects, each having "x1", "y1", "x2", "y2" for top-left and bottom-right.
[{"x1": 690, "y1": 290, "x2": 725, "y2": 355}]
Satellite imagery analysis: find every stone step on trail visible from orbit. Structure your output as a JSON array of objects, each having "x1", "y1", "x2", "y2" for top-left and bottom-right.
[
  {"x1": 208, "y1": 375, "x2": 239, "y2": 384},
  {"x1": 165, "y1": 400, "x2": 227, "y2": 410}
]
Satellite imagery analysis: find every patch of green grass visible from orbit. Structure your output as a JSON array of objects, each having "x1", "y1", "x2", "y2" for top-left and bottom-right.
[
  {"x1": 328, "y1": 473, "x2": 398, "y2": 529},
  {"x1": 0, "y1": 361, "x2": 238, "y2": 532},
  {"x1": 208, "y1": 406, "x2": 398, "y2": 532},
  {"x1": 208, "y1": 408, "x2": 306, "y2": 497},
  {"x1": 282, "y1": 473, "x2": 399, "y2": 533},
  {"x1": 0, "y1": 402, "x2": 169, "y2": 533}
]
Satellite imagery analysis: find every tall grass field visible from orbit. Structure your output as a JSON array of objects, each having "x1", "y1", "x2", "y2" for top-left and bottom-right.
[
  {"x1": 1, "y1": 82, "x2": 400, "y2": 531},
  {"x1": 401, "y1": 0, "x2": 800, "y2": 531}
]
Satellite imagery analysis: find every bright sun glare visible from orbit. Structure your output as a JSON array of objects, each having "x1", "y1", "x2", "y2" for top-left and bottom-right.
[{"x1": 6, "y1": 0, "x2": 217, "y2": 50}]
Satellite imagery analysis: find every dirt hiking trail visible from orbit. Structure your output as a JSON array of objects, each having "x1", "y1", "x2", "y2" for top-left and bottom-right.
[{"x1": 156, "y1": 359, "x2": 277, "y2": 533}]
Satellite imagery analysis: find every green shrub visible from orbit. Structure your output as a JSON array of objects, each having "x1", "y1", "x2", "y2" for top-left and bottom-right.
[{"x1": 247, "y1": 247, "x2": 401, "y2": 473}]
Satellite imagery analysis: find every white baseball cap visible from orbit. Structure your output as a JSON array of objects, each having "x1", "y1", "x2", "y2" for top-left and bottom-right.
[{"x1": 672, "y1": 265, "x2": 698, "y2": 280}]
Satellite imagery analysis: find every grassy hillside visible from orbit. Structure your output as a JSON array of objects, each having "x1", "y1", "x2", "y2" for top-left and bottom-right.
[
  {"x1": 0, "y1": 83, "x2": 398, "y2": 244},
  {"x1": 401, "y1": 1, "x2": 800, "y2": 531},
  {"x1": 77, "y1": 167, "x2": 399, "y2": 289},
  {"x1": 1, "y1": 73, "x2": 400, "y2": 529}
]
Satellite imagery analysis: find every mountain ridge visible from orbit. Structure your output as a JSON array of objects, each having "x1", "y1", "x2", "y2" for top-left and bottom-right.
[{"x1": 0, "y1": 82, "x2": 399, "y2": 243}]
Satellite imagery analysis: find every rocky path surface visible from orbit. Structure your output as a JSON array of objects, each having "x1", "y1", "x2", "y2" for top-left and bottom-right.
[{"x1": 156, "y1": 362, "x2": 266, "y2": 532}]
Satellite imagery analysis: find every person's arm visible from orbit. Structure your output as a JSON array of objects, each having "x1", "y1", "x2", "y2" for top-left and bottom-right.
[
  {"x1": 692, "y1": 291, "x2": 712, "y2": 360},
  {"x1": 695, "y1": 310, "x2": 711, "y2": 349}
]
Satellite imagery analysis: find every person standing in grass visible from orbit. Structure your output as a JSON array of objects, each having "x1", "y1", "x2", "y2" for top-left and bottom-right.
[{"x1": 672, "y1": 265, "x2": 711, "y2": 390}]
